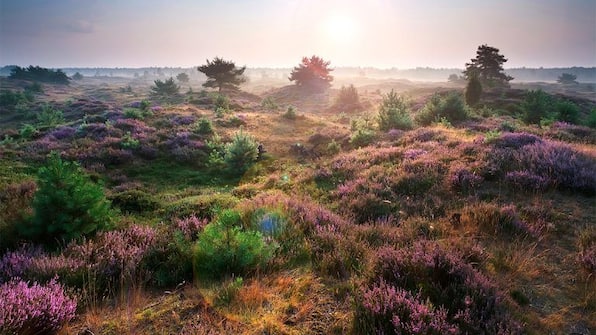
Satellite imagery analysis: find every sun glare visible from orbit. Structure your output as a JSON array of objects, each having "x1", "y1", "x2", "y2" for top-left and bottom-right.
[{"x1": 325, "y1": 14, "x2": 357, "y2": 43}]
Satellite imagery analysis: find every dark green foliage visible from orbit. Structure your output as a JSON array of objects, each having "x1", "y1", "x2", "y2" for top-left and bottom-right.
[
  {"x1": 109, "y1": 190, "x2": 158, "y2": 213},
  {"x1": 213, "y1": 93, "x2": 230, "y2": 111},
  {"x1": 554, "y1": 100, "x2": 580, "y2": 124},
  {"x1": 24, "y1": 82, "x2": 43, "y2": 94},
  {"x1": 377, "y1": 90, "x2": 413, "y2": 131},
  {"x1": 151, "y1": 77, "x2": 180, "y2": 96},
  {"x1": 36, "y1": 105, "x2": 64, "y2": 127},
  {"x1": 289, "y1": 55, "x2": 333, "y2": 92},
  {"x1": 333, "y1": 85, "x2": 362, "y2": 113},
  {"x1": 0, "y1": 90, "x2": 33, "y2": 111},
  {"x1": 465, "y1": 74, "x2": 482, "y2": 106},
  {"x1": 194, "y1": 209, "x2": 273, "y2": 278},
  {"x1": 588, "y1": 109, "x2": 596, "y2": 128},
  {"x1": 197, "y1": 57, "x2": 247, "y2": 92},
  {"x1": 463, "y1": 45, "x2": 513, "y2": 87},
  {"x1": 193, "y1": 118, "x2": 214, "y2": 135},
  {"x1": 20, "y1": 152, "x2": 113, "y2": 244},
  {"x1": 350, "y1": 119, "x2": 375, "y2": 147},
  {"x1": 416, "y1": 92, "x2": 469, "y2": 125},
  {"x1": 557, "y1": 73, "x2": 577, "y2": 85},
  {"x1": 71, "y1": 72, "x2": 83, "y2": 80},
  {"x1": 176, "y1": 72, "x2": 189, "y2": 83},
  {"x1": 224, "y1": 130, "x2": 259, "y2": 174},
  {"x1": 522, "y1": 90, "x2": 552, "y2": 124},
  {"x1": 143, "y1": 230, "x2": 194, "y2": 287},
  {"x1": 9, "y1": 66, "x2": 70, "y2": 85}
]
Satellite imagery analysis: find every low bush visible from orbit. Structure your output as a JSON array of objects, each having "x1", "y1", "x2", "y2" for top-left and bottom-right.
[
  {"x1": 109, "y1": 189, "x2": 159, "y2": 213},
  {"x1": 522, "y1": 89, "x2": 552, "y2": 124},
  {"x1": 377, "y1": 90, "x2": 413, "y2": 131},
  {"x1": 416, "y1": 92, "x2": 469, "y2": 125},
  {"x1": 224, "y1": 129, "x2": 259, "y2": 174},
  {"x1": 0, "y1": 278, "x2": 76, "y2": 335},
  {"x1": 193, "y1": 118, "x2": 214, "y2": 135},
  {"x1": 333, "y1": 84, "x2": 362, "y2": 113},
  {"x1": 194, "y1": 209, "x2": 274, "y2": 279}
]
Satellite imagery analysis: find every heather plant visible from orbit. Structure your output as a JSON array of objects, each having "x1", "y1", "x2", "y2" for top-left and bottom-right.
[
  {"x1": 194, "y1": 209, "x2": 274, "y2": 279},
  {"x1": 109, "y1": 189, "x2": 158, "y2": 213},
  {"x1": 368, "y1": 242, "x2": 522, "y2": 334},
  {"x1": 377, "y1": 90, "x2": 413, "y2": 131},
  {"x1": 461, "y1": 203, "x2": 532, "y2": 236},
  {"x1": 224, "y1": 129, "x2": 259, "y2": 174},
  {"x1": 0, "y1": 278, "x2": 76, "y2": 335},
  {"x1": 448, "y1": 167, "x2": 484, "y2": 192},
  {"x1": 354, "y1": 280, "x2": 458, "y2": 335},
  {"x1": 20, "y1": 152, "x2": 113, "y2": 245}
]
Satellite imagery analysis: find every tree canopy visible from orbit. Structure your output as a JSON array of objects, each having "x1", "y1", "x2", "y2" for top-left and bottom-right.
[
  {"x1": 9, "y1": 66, "x2": 70, "y2": 85},
  {"x1": 176, "y1": 72, "x2": 190, "y2": 83},
  {"x1": 151, "y1": 77, "x2": 180, "y2": 96},
  {"x1": 463, "y1": 45, "x2": 513, "y2": 87},
  {"x1": 289, "y1": 55, "x2": 333, "y2": 92},
  {"x1": 197, "y1": 57, "x2": 246, "y2": 92},
  {"x1": 557, "y1": 73, "x2": 578, "y2": 85}
]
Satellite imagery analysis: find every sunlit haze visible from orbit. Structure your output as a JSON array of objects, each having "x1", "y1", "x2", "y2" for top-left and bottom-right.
[{"x1": 1, "y1": 0, "x2": 595, "y2": 68}]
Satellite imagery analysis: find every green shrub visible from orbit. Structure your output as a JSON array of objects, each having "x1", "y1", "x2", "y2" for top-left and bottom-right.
[
  {"x1": 214, "y1": 94, "x2": 230, "y2": 111},
  {"x1": 350, "y1": 118, "x2": 375, "y2": 147},
  {"x1": 224, "y1": 129, "x2": 259, "y2": 174},
  {"x1": 163, "y1": 193, "x2": 238, "y2": 220},
  {"x1": 587, "y1": 108, "x2": 596, "y2": 129},
  {"x1": 416, "y1": 92, "x2": 469, "y2": 126},
  {"x1": 109, "y1": 190, "x2": 158, "y2": 213},
  {"x1": 215, "y1": 277, "x2": 244, "y2": 306},
  {"x1": 193, "y1": 118, "x2": 214, "y2": 135},
  {"x1": 522, "y1": 90, "x2": 552, "y2": 124},
  {"x1": 261, "y1": 97, "x2": 278, "y2": 111},
  {"x1": 120, "y1": 131, "x2": 140, "y2": 149},
  {"x1": 194, "y1": 209, "x2": 273, "y2": 278},
  {"x1": 151, "y1": 77, "x2": 180, "y2": 96},
  {"x1": 19, "y1": 152, "x2": 113, "y2": 245},
  {"x1": 465, "y1": 75, "x2": 482, "y2": 106},
  {"x1": 19, "y1": 124, "x2": 38, "y2": 140},
  {"x1": 24, "y1": 82, "x2": 44, "y2": 94},
  {"x1": 377, "y1": 90, "x2": 413, "y2": 131},
  {"x1": 283, "y1": 105, "x2": 297, "y2": 119},
  {"x1": 326, "y1": 139, "x2": 341, "y2": 155},
  {"x1": 36, "y1": 105, "x2": 64, "y2": 127},
  {"x1": 333, "y1": 84, "x2": 362, "y2": 113},
  {"x1": 554, "y1": 100, "x2": 579, "y2": 124}
]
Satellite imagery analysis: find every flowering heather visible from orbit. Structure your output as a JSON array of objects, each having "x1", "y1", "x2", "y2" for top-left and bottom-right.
[
  {"x1": 403, "y1": 148, "x2": 428, "y2": 160},
  {"x1": 171, "y1": 115, "x2": 196, "y2": 126},
  {"x1": 173, "y1": 215, "x2": 209, "y2": 240},
  {"x1": 0, "y1": 246, "x2": 43, "y2": 283},
  {"x1": 356, "y1": 280, "x2": 458, "y2": 335},
  {"x1": 386, "y1": 128, "x2": 405, "y2": 140},
  {"x1": 449, "y1": 167, "x2": 483, "y2": 192},
  {"x1": 491, "y1": 132, "x2": 542, "y2": 149},
  {"x1": 371, "y1": 242, "x2": 522, "y2": 334},
  {"x1": 103, "y1": 109, "x2": 124, "y2": 121},
  {"x1": 0, "y1": 278, "x2": 76, "y2": 335},
  {"x1": 505, "y1": 171, "x2": 550, "y2": 192},
  {"x1": 547, "y1": 122, "x2": 596, "y2": 143},
  {"x1": 47, "y1": 126, "x2": 76, "y2": 140},
  {"x1": 151, "y1": 106, "x2": 163, "y2": 112}
]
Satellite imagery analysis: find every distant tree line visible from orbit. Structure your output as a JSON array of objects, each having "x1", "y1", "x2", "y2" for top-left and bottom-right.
[{"x1": 9, "y1": 66, "x2": 70, "y2": 85}]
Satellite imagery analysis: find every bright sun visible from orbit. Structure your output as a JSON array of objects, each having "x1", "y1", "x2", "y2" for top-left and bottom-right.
[{"x1": 325, "y1": 14, "x2": 356, "y2": 43}]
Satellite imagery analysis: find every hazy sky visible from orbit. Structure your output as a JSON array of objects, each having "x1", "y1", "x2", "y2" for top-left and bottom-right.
[{"x1": 1, "y1": 0, "x2": 595, "y2": 68}]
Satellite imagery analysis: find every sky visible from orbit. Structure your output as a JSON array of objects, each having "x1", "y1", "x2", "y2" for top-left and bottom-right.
[{"x1": 0, "y1": 0, "x2": 595, "y2": 69}]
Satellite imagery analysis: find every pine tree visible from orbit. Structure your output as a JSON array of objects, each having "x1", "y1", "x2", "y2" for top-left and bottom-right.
[
  {"x1": 21, "y1": 152, "x2": 112, "y2": 244},
  {"x1": 197, "y1": 57, "x2": 247, "y2": 92},
  {"x1": 289, "y1": 55, "x2": 333, "y2": 92},
  {"x1": 463, "y1": 45, "x2": 513, "y2": 87}
]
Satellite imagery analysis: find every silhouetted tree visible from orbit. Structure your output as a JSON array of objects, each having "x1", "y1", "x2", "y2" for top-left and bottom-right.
[
  {"x1": 333, "y1": 85, "x2": 362, "y2": 113},
  {"x1": 463, "y1": 45, "x2": 513, "y2": 87},
  {"x1": 9, "y1": 66, "x2": 70, "y2": 85},
  {"x1": 465, "y1": 74, "x2": 482, "y2": 106},
  {"x1": 176, "y1": 72, "x2": 190, "y2": 83},
  {"x1": 557, "y1": 73, "x2": 578, "y2": 85},
  {"x1": 151, "y1": 77, "x2": 180, "y2": 96},
  {"x1": 197, "y1": 57, "x2": 247, "y2": 92},
  {"x1": 289, "y1": 55, "x2": 333, "y2": 92},
  {"x1": 71, "y1": 72, "x2": 83, "y2": 80}
]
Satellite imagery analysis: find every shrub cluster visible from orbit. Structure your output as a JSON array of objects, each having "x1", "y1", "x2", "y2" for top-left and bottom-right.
[
  {"x1": 377, "y1": 90, "x2": 413, "y2": 131},
  {"x1": 333, "y1": 84, "x2": 362, "y2": 113},
  {"x1": 0, "y1": 278, "x2": 76, "y2": 335},
  {"x1": 9, "y1": 65, "x2": 70, "y2": 85},
  {"x1": 416, "y1": 92, "x2": 469, "y2": 125}
]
